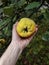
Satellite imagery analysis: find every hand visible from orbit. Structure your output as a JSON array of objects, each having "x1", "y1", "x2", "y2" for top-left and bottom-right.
[{"x1": 12, "y1": 22, "x2": 38, "y2": 50}]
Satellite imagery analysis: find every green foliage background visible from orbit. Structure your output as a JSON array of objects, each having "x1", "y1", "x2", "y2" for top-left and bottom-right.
[{"x1": 0, "y1": 0, "x2": 49, "y2": 65}]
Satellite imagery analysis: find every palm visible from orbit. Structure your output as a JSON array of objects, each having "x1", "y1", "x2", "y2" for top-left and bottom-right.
[{"x1": 12, "y1": 22, "x2": 38, "y2": 49}]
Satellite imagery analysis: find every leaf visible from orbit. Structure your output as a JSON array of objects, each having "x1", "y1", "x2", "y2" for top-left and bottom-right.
[
  {"x1": 25, "y1": 10, "x2": 33, "y2": 17},
  {"x1": 3, "y1": 4, "x2": 15, "y2": 17},
  {"x1": 0, "y1": 8, "x2": 3, "y2": 15},
  {"x1": 25, "y1": 2, "x2": 40, "y2": 10},
  {"x1": 0, "y1": 8, "x2": 3, "y2": 19},
  {"x1": 10, "y1": 0, "x2": 17, "y2": 4},
  {"x1": 12, "y1": 15, "x2": 17, "y2": 23},
  {"x1": 18, "y1": 0, "x2": 26, "y2": 8},
  {"x1": 43, "y1": 9, "x2": 49, "y2": 20},
  {"x1": 3, "y1": 25, "x2": 12, "y2": 37},
  {"x1": 0, "y1": 18, "x2": 11, "y2": 30},
  {"x1": 0, "y1": 1, "x2": 3, "y2": 6},
  {"x1": 42, "y1": 31, "x2": 49, "y2": 42}
]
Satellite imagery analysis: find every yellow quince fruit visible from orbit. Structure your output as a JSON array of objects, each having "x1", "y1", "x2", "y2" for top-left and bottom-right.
[
  {"x1": 16, "y1": 18, "x2": 36, "y2": 38},
  {"x1": 0, "y1": 38, "x2": 6, "y2": 44}
]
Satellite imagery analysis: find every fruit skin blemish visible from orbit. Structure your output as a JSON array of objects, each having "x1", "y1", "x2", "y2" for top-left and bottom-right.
[{"x1": 16, "y1": 18, "x2": 36, "y2": 38}]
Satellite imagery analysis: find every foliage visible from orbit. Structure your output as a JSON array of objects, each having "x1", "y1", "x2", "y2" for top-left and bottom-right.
[
  {"x1": 0, "y1": 0, "x2": 49, "y2": 65},
  {"x1": 25, "y1": 2, "x2": 40, "y2": 10},
  {"x1": 42, "y1": 31, "x2": 49, "y2": 42}
]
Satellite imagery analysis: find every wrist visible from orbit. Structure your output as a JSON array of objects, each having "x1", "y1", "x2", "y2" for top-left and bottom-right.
[{"x1": 11, "y1": 40, "x2": 23, "y2": 51}]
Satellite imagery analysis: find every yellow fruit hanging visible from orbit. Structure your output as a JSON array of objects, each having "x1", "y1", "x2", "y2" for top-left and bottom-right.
[
  {"x1": 16, "y1": 18, "x2": 36, "y2": 38},
  {"x1": 0, "y1": 39, "x2": 6, "y2": 44}
]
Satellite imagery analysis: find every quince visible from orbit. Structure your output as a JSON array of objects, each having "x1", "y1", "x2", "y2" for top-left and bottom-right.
[
  {"x1": 16, "y1": 18, "x2": 36, "y2": 38},
  {"x1": 0, "y1": 39, "x2": 6, "y2": 44}
]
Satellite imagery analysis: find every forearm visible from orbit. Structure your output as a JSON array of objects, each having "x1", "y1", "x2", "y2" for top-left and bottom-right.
[{"x1": 0, "y1": 41, "x2": 22, "y2": 65}]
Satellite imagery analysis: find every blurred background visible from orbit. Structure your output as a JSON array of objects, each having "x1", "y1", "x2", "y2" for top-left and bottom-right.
[{"x1": 0, "y1": 0, "x2": 49, "y2": 65}]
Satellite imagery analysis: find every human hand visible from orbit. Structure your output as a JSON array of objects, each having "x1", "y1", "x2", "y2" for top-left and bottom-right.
[{"x1": 12, "y1": 22, "x2": 38, "y2": 50}]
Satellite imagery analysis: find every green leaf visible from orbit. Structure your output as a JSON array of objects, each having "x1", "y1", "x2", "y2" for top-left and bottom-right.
[
  {"x1": 25, "y1": 2, "x2": 40, "y2": 10},
  {"x1": 18, "y1": 0, "x2": 26, "y2": 8},
  {"x1": 43, "y1": 9, "x2": 49, "y2": 20},
  {"x1": 3, "y1": 4, "x2": 15, "y2": 17},
  {"x1": 0, "y1": 8, "x2": 3, "y2": 14},
  {"x1": 25, "y1": 10, "x2": 33, "y2": 17},
  {"x1": 0, "y1": 1, "x2": 3, "y2": 6},
  {"x1": 0, "y1": 18, "x2": 11, "y2": 30},
  {"x1": 12, "y1": 15, "x2": 17, "y2": 23},
  {"x1": 42, "y1": 31, "x2": 49, "y2": 42},
  {"x1": 10, "y1": 0, "x2": 17, "y2": 4},
  {"x1": 3, "y1": 25, "x2": 12, "y2": 37}
]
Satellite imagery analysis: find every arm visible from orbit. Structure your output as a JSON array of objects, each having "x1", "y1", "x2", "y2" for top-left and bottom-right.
[
  {"x1": 0, "y1": 22, "x2": 38, "y2": 65},
  {"x1": 0, "y1": 41, "x2": 22, "y2": 65}
]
